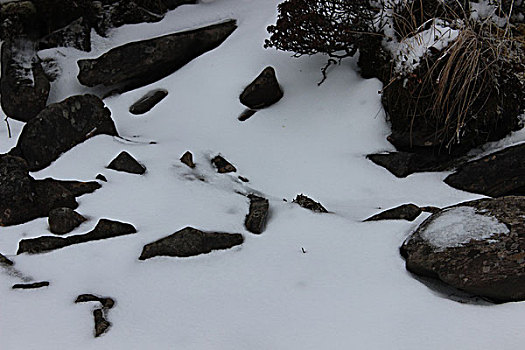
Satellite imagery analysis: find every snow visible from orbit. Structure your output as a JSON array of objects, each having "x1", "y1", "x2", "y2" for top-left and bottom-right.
[
  {"x1": 1, "y1": 0, "x2": 525, "y2": 349},
  {"x1": 420, "y1": 206, "x2": 510, "y2": 251}
]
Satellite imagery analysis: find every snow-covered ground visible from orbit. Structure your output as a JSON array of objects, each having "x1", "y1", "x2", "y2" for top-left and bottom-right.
[{"x1": 1, "y1": 0, "x2": 525, "y2": 349}]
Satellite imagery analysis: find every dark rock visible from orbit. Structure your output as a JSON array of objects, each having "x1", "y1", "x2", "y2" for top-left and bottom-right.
[
  {"x1": 75, "y1": 294, "x2": 115, "y2": 309},
  {"x1": 244, "y1": 195, "x2": 269, "y2": 234},
  {"x1": 139, "y1": 226, "x2": 244, "y2": 260},
  {"x1": 53, "y1": 180, "x2": 101, "y2": 196},
  {"x1": 33, "y1": 178, "x2": 78, "y2": 214},
  {"x1": 39, "y1": 17, "x2": 91, "y2": 51},
  {"x1": 238, "y1": 176, "x2": 249, "y2": 183},
  {"x1": 12, "y1": 281, "x2": 50, "y2": 289},
  {"x1": 48, "y1": 207, "x2": 86, "y2": 234},
  {"x1": 293, "y1": 194, "x2": 328, "y2": 213},
  {"x1": 401, "y1": 196, "x2": 525, "y2": 302},
  {"x1": 17, "y1": 219, "x2": 137, "y2": 254},
  {"x1": 77, "y1": 20, "x2": 237, "y2": 94},
  {"x1": 96, "y1": 174, "x2": 108, "y2": 182},
  {"x1": 9, "y1": 94, "x2": 117, "y2": 171},
  {"x1": 32, "y1": 0, "x2": 91, "y2": 37},
  {"x1": 93, "y1": 309, "x2": 110, "y2": 337},
  {"x1": 238, "y1": 109, "x2": 257, "y2": 121},
  {"x1": 239, "y1": 66, "x2": 283, "y2": 109},
  {"x1": 365, "y1": 204, "x2": 422, "y2": 222},
  {"x1": 421, "y1": 206, "x2": 441, "y2": 214},
  {"x1": 0, "y1": 252, "x2": 14, "y2": 266},
  {"x1": 367, "y1": 152, "x2": 457, "y2": 178},
  {"x1": 129, "y1": 89, "x2": 168, "y2": 114},
  {"x1": 96, "y1": 1, "x2": 164, "y2": 35},
  {"x1": 162, "y1": 0, "x2": 197, "y2": 10},
  {"x1": 1, "y1": 39, "x2": 50, "y2": 122},
  {"x1": 180, "y1": 151, "x2": 195, "y2": 168},
  {"x1": 211, "y1": 155, "x2": 236, "y2": 173},
  {"x1": 0, "y1": 1, "x2": 39, "y2": 39},
  {"x1": 107, "y1": 151, "x2": 146, "y2": 175},
  {"x1": 444, "y1": 143, "x2": 525, "y2": 197}
]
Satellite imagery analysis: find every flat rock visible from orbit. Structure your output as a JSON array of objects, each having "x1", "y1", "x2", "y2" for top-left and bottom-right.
[
  {"x1": 48, "y1": 207, "x2": 86, "y2": 234},
  {"x1": 401, "y1": 196, "x2": 525, "y2": 302},
  {"x1": 244, "y1": 195, "x2": 269, "y2": 234},
  {"x1": 293, "y1": 194, "x2": 328, "y2": 213},
  {"x1": 444, "y1": 143, "x2": 525, "y2": 197},
  {"x1": 17, "y1": 219, "x2": 137, "y2": 254},
  {"x1": 107, "y1": 151, "x2": 146, "y2": 174},
  {"x1": 211, "y1": 155, "x2": 236, "y2": 173},
  {"x1": 240, "y1": 66, "x2": 283, "y2": 109},
  {"x1": 9, "y1": 94, "x2": 117, "y2": 171},
  {"x1": 1, "y1": 39, "x2": 50, "y2": 122},
  {"x1": 12, "y1": 281, "x2": 49, "y2": 289},
  {"x1": 367, "y1": 152, "x2": 456, "y2": 178},
  {"x1": 77, "y1": 20, "x2": 237, "y2": 94},
  {"x1": 365, "y1": 204, "x2": 422, "y2": 222},
  {"x1": 139, "y1": 226, "x2": 244, "y2": 260},
  {"x1": 129, "y1": 89, "x2": 168, "y2": 115}
]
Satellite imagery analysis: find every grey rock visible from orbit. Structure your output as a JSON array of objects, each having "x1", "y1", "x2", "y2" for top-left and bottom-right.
[
  {"x1": 48, "y1": 207, "x2": 86, "y2": 234},
  {"x1": 139, "y1": 226, "x2": 243, "y2": 260},
  {"x1": 240, "y1": 66, "x2": 283, "y2": 109},
  {"x1": 107, "y1": 151, "x2": 146, "y2": 175},
  {"x1": 244, "y1": 195, "x2": 269, "y2": 234},
  {"x1": 293, "y1": 194, "x2": 328, "y2": 213},
  {"x1": 365, "y1": 204, "x2": 422, "y2": 222},
  {"x1": 129, "y1": 89, "x2": 168, "y2": 115}
]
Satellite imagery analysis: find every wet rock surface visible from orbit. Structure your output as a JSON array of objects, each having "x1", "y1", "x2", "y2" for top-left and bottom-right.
[
  {"x1": 444, "y1": 143, "x2": 525, "y2": 197},
  {"x1": 365, "y1": 204, "x2": 422, "y2": 222},
  {"x1": 107, "y1": 151, "x2": 146, "y2": 174},
  {"x1": 139, "y1": 226, "x2": 244, "y2": 260},
  {"x1": 17, "y1": 219, "x2": 137, "y2": 254},
  {"x1": 401, "y1": 196, "x2": 525, "y2": 302},
  {"x1": 12, "y1": 281, "x2": 50, "y2": 289},
  {"x1": 9, "y1": 94, "x2": 117, "y2": 171},
  {"x1": 240, "y1": 66, "x2": 283, "y2": 109},
  {"x1": 77, "y1": 20, "x2": 237, "y2": 94},
  {"x1": 245, "y1": 195, "x2": 269, "y2": 234},
  {"x1": 211, "y1": 155, "x2": 236, "y2": 173},
  {"x1": 129, "y1": 89, "x2": 168, "y2": 115},
  {"x1": 293, "y1": 194, "x2": 328, "y2": 213},
  {"x1": 48, "y1": 207, "x2": 86, "y2": 235}
]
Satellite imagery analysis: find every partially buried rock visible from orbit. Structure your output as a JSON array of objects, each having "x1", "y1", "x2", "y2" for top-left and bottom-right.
[
  {"x1": 139, "y1": 227, "x2": 244, "y2": 260},
  {"x1": 129, "y1": 89, "x2": 168, "y2": 115},
  {"x1": 12, "y1": 281, "x2": 49, "y2": 289},
  {"x1": 48, "y1": 207, "x2": 86, "y2": 234},
  {"x1": 107, "y1": 151, "x2": 146, "y2": 175},
  {"x1": 39, "y1": 17, "x2": 91, "y2": 51},
  {"x1": 245, "y1": 195, "x2": 269, "y2": 234},
  {"x1": 293, "y1": 194, "x2": 328, "y2": 213},
  {"x1": 75, "y1": 294, "x2": 115, "y2": 309},
  {"x1": 9, "y1": 94, "x2": 117, "y2": 171},
  {"x1": 240, "y1": 66, "x2": 283, "y2": 109},
  {"x1": 238, "y1": 109, "x2": 257, "y2": 121},
  {"x1": 367, "y1": 152, "x2": 456, "y2": 178},
  {"x1": 401, "y1": 196, "x2": 525, "y2": 302},
  {"x1": 180, "y1": 151, "x2": 195, "y2": 168},
  {"x1": 93, "y1": 309, "x2": 110, "y2": 337},
  {"x1": 0, "y1": 252, "x2": 14, "y2": 266},
  {"x1": 365, "y1": 204, "x2": 422, "y2": 222},
  {"x1": 18, "y1": 219, "x2": 136, "y2": 254},
  {"x1": 444, "y1": 143, "x2": 525, "y2": 197},
  {"x1": 211, "y1": 155, "x2": 236, "y2": 173}
]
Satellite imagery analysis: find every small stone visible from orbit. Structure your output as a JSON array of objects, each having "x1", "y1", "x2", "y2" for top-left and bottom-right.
[
  {"x1": 48, "y1": 207, "x2": 86, "y2": 234},
  {"x1": 293, "y1": 194, "x2": 328, "y2": 213},
  {"x1": 96, "y1": 174, "x2": 107, "y2": 182},
  {"x1": 12, "y1": 281, "x2": 49, "y2": 289},
  {"x1": 129, "y1": 89, "x2": 168, "y2": 115},
  {"x1": 93, "y1": 309, "x2": 111, "y2": 337},
  {"x1": 107, "y1": 151, "x2": 146, "y2": 175},
  {"x1": 0, "y1": 252, "x2": 14, "y2": 266},
  {"x1": 180, "y1": 151, "x2": 195, "y2": 168},
  {"x1": 238, "y1": 109, "x2": 257, "y2": 121},
  {"x1": 211, "y1": 155, "x2": 236, "y2": 173},
  {"x1": 75, "y1": 294, "x2": 115, "y2": 309},
  {"x1": 238, "y1": 176, "x2": 249, "y2": 183},
  {"x1": 244, "y1": 195, "x2": 269, "y2": 234},
  {"x1": 365, "y1": 204, "x2": 422, "y2": 222}
]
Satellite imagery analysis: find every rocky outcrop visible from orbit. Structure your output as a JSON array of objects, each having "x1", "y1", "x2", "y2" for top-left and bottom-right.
[
  {"x1": 107, "y1": 151, "x2": 146, "y2": 175},
  {"x1": 1, "y1": 39, "x2": 50, "y2": 122},
  {"x1": 244, "y1": 195, "x2": 269, "y2": 234},
  {"x1": 77, "y1": 20, "x2": 237, "y2": 94},
  {"x1": 444, "y1": 143, "x2": 525, "y2": 197},
  {"x1": 48, "y1": 208, "x2": 86, "y2": 234},
  {"x1": 401, "y1": 196, "x2": 525, "y2": 302},
  {"x1": 365, "y1": 204, "x2": 422, "y2": 222},
  {"x1": 211, "y1": 155, "x2": 236, "y2": 173},
  {"x1": 239, "y1": 67, "x2": 283, "y2": 109},
  {"x1": 17, "y1": 219, "x2": 137, "y2": 254},
  {"x1": 139, "y1": 227, "x2": 244, "y2": 260},
  {"x1": 9, "y1": 94, "x2": 117, "y2": 171},
  {"x1": 129, "y1": 89, "x2": 168, "y2": 115},
  {"x1": 293, "y1": 194, "x2": 328, "y2": 213}
]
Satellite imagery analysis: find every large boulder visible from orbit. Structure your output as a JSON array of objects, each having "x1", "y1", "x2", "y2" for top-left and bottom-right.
[
  {"x1": 9, "y1": 94, "x2": 117, "y2": 171},
  {"x1": 401, "y1": 196, "x2": 525, "y2": 302},
  {"x1": 77, "y1": 20, "x2": 237, "y2": 94},
  {"x1": 1, "y1": 39, "x2": 50, "y2": 122},
  {"x1": 239, "y1": 66, "x2": 283, "y2": 109},
  {"x1": 444, "y1": 143, "x2": 525, "y2": 197}
]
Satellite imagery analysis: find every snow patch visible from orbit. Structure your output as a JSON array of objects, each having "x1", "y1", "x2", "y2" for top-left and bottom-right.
[{"x1": 421, "y1": 206, "x2": 509, "y2": 251}]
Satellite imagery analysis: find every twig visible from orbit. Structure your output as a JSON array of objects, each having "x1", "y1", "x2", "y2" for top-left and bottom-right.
[{"x1": 4, "y1": 116, "x2": 12, "y2": 138}]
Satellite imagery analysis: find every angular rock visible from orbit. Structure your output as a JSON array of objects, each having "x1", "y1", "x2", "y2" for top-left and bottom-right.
[
  {"x1": 401, "y1": 196, "x2": 525, "y2": 302},
  {"x1": 93, "y1": 309, "x2": 111, "y2": 337},
  {"x1": 39, "y1": 17, "x2": 91, "y2": 51},
  {"x1": 77, "y1": 20, "x2": 237, "y2": 94},
  {"x1": 240, "y1": 66, "x2": 283, "y2": 109},
  {"x1": 244, "y1": 195, "x2": 269, "y2": 234},
  {"x1": 211, "y1": 155, "x2": 236, "y2": 173},
  {"x1": 365, "y1": 204, "x2": 422, "y2": 222},
  {"x1": 238, "y1": 109, "x2": 257, "y2": 121},
  {"x1": 139, "y1": 226, "x2": 244, "y2": 260},
  {"x1": 444, "y1": 143, "x2": 525, "y2": 197},
  {"x1": 9, "y1": 94, "x2": 117, "y2": 171},
  {"x1": 75, "y1": 294, "x2": 115, "y2": 309},
  {"x1": 1, "y1": 39, "x2": 50, "y2": 122},
  {"x1": 293, "y1": 194, "x2": 328, "y2": 213},
  {"x1": 17, "y1": 219, "x2": 137, "y2": 254},
  {"x1": 180, "y1": 151, "x2": 195, "y2": 168},
  {"x1": 107, "y1": 151, "x2": 146, "y2": 175},
  {"x1": 12, "y1": 281, "x2": 50, "y2": 289},
  {"x1": 0, "y1": 252, "x2": 14, "y2": 266},
  {"x1": 367, "y1": 152, "x2": 456, "y2": 178},
  {"x1": 129, "y1": 89, "x2": 168, "y2": 115},
  {"x1": 48, "y1": 207, "x2": 86, "y2": 235}
]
